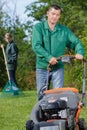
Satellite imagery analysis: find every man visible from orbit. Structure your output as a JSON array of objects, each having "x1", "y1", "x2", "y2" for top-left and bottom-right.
[
  {"x1": 32, "y1": 4, "x2": 85, "y2": 100},
  {"x1": 1, "y1": 33, "x2": 18, "y2": 85}
]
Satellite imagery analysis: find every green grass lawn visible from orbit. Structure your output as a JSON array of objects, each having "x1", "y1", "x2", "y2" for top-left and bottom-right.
[
  {"x1": 0, "y1": 91, "x2": 37, "y2": 130},
  {"x1": 0, "y1": 90, "x2": 87, "y2": 130}
]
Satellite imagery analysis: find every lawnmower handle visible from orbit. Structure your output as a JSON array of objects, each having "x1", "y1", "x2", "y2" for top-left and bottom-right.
[
  {"x1": 47, "y1": 55, "x2": 86, "y2": 72},
  {"x1": 56, "y1": 55, "x2": 75, "y2": 61},
  {"x1": 82, "y1": 59, "x2": 86, "y2": 106},
  {"x1": 47, "y1": 55, "x2": 75, "y2": 71}
]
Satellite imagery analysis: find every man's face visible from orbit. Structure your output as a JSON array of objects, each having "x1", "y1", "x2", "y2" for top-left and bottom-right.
[
  {"x1": 5, "y1": 36, "x2": 12, "y2": 43},
  {"x1": 47, "y1": 8, "x2": 61, "y2": 25}
]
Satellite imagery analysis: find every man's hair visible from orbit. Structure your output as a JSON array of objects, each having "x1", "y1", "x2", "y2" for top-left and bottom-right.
[
  {"x1": 48, "y1": 4, "x2": 63, "y2": 12},
  {"x1": 5, "y1": 33, "x2": 12, "y2": 38}
]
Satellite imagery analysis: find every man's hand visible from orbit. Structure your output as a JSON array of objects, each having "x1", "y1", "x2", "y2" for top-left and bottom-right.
[
  {"x1": 49, "y1": 57, "x2": 58, "y2": 65},
  {"x1": 0, "y1": 44, "x2": 4, "y2": 48},
  {"x1": 75, "y1": 54, "x2": 83, "y2": 60}
]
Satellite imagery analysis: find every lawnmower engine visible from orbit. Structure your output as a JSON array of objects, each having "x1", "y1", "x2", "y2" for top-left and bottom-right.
[
  {"x1": 38, "y1": 99, "x2": 68, "y2": 120},
  {"x1": 36, "y1": 96, "x2": 76, "y2": 130}
]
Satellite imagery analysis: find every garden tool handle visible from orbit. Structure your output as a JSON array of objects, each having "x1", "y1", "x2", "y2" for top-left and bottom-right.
[{"x1": 1, "y1": 45, "x2": 10, "y2": 80}]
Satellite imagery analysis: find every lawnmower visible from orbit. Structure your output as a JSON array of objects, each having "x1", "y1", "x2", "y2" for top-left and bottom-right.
[{"x1": 26, "y1": 55, "x2": 86, "y2": 130}]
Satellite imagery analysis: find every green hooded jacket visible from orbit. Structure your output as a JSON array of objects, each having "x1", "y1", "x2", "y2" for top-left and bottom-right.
[
  {"x1": 5, "y1": 40, "x2": 18, "y2": 70},
  {"x1": 32, "y1": 20, "x2": 85, "y2": 70}
]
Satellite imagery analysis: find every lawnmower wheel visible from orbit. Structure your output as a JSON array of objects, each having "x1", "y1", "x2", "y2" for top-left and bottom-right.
[
  {"x1": 26, "y1": 120, "x2": 34, "y2": 130},
  {"x1": 78, "y1": 118, "x2": 86, "y2": 130}
]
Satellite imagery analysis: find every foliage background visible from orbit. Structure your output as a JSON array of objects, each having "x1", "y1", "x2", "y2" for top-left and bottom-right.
[{"x1": 0, "y1": 0, "x2": 87, "y2": 91}]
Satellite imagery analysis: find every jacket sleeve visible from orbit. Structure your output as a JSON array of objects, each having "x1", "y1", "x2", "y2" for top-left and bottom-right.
[
  {"x1": 66, "y1": 28, "x2": 85, "y2": 56},
  {"x1": 32, "y1": 23, "x2": 53, "y2": 62}
]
